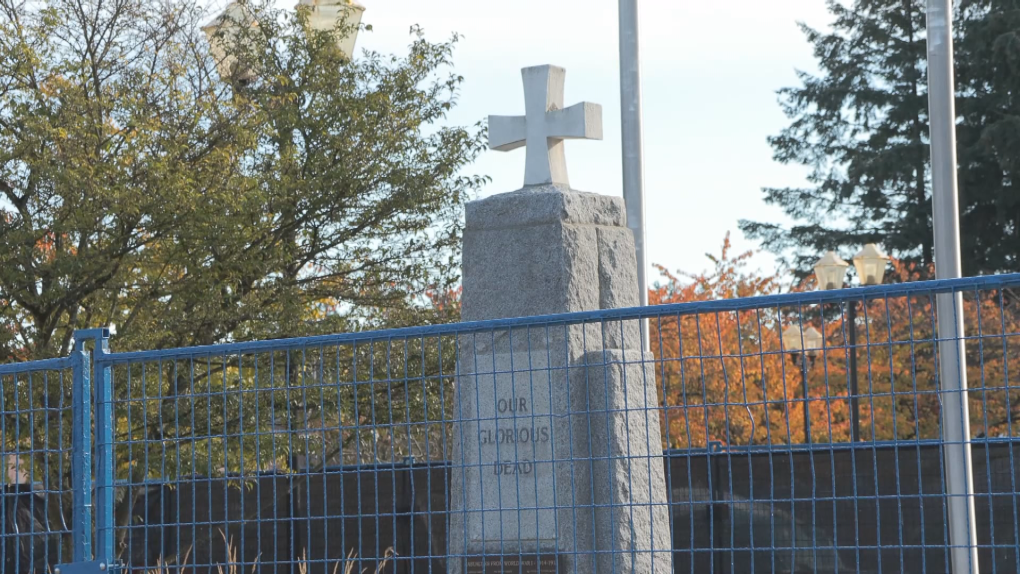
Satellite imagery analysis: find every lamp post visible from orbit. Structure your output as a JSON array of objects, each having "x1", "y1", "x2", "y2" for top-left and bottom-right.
[
  {"x1": 782, "y1": 324, "x2": 824, "y2": 444},
  {"x1": 814, "y1": 244, "x2": 890, "y2": 442},
  {"x1": 201, "y1": 2, "x2": 259, "y2": 82},
  {"x1": 296, "y1": 0, "x2": 365, "y2": 58},
  {"x1": 617, "y1": 0, "x2": 650, "y2": 352},
  {"x1": 203, "y1": 0, "x2": 364, "y2": 81}
]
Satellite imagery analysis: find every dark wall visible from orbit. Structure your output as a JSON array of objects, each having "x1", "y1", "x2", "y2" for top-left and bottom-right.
[
  {"x1": 118, "y1": 465, "x2": 447, "y2": 574},
  {"x1": 300, "y1": 465, "x2": 447, "y2": 574},
  {"x1": 667, "y1": 442, "x2": 1020, "y2": 574},
  {"x1": 6, "y1": 443, "x2": 1018, "y2": 574}
]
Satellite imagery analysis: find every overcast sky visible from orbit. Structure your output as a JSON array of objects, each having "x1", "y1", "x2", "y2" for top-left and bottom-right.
[{"x1": 346, "y1": 0, "x2": 835, "y2": 283}]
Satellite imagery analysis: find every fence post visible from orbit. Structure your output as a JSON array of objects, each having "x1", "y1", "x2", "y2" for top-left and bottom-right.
[
  {"x1": 91, "y1": 329, "x2": 115, "y2": 566},
  {"x1": 95, "y1": 335, "x2": 115, "y2": 566},
  {"x1": 74, "y1": 328, "x2": 116, "y2": 567},
  {"x1": 70, "y1": 339, "x2": 93, "y2": 563}
]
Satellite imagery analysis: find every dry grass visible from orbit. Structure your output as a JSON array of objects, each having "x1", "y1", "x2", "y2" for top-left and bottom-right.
[
  {"x1": 298, "y1": 546, "x2": 394, "y2": 574},
  {"x1": 145, "y1": 545, "x2": 192, "y2": 574},
  {"x1": 143, "y1": 532, "x2": 394, "y2": 574}
]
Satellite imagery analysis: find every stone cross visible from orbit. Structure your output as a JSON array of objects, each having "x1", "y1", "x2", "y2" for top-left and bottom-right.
[{"x1": 489, "y1": 65, "x2": 603, "y2": 188}]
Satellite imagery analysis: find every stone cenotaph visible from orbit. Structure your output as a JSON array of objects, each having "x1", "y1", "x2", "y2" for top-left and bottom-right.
[{"x1": 448, "y1": 65, "x2": 672, "y2": 574}]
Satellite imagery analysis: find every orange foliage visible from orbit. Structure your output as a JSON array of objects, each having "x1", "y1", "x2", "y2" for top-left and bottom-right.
[
  {"x1": 650, "y1": 235, "x2": 802, "y2": 448},
  {"x1": 425, "y1": 286, "x2": 462, "y2": 313},
  {"x1": 651, "y1": 236, "x2": 1020, "y2": 449}
]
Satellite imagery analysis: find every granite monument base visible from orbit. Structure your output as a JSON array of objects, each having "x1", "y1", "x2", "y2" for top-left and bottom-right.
[{"x1": 448, "y1": 185, "x2": 672, "y2": 573}]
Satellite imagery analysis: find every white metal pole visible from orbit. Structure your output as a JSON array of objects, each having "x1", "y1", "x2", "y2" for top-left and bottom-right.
[
  {"x1": 619, "y1": 0, "x2": 650, "y2": 350},
  {"x1": 925, "y1": 1, "x2": 979, "y2": 572}
]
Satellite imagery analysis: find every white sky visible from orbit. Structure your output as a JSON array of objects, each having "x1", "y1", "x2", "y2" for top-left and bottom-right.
[{"x1": 351, "y1": 0, "x2": 835, "y2": 283}]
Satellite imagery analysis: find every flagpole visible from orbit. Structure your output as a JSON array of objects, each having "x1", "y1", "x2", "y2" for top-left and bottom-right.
[
  {"x1": 925, "y1": 1, "x2": 979, "y2": 572},
  {"x1": 619, "y1": 0, "x2": 650, "y2": 351}
]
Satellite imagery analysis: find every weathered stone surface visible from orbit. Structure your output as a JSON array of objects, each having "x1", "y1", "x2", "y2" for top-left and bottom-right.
[
  {"x1": 463, "y1": 184, "x2": 626, "y2": 231},
  {"x1": 449, "y1": 351, "x2": 560, "y2": 545},
  {"x1": 448, "y1": 350, "x2": 583, "y2": 573},
  {"x1": 450, "y1": 185, "x2": 671, "y2": 573},
  {"x1": 578, "y1": 350, "x2": 672, "y2": 574},
  {"x1": 462, "y1": 185, "x2": 642, "y2": 355}
]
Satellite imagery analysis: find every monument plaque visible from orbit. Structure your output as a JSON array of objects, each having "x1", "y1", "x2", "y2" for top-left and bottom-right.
[
  {"x1": 457, "y1": 352, "x2": 558, "y2": 542},
  {"x1": 464, "y1": 554, "x2": 563, "y2": 573}
]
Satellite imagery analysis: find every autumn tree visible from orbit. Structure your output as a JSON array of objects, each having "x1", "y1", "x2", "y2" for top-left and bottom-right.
[
  {"x1": 651, "y1": 236, "x2": 1020, "y2": 448},
  {"x1": 650, "y1": 235, "x2": 804, "y2": 448}
]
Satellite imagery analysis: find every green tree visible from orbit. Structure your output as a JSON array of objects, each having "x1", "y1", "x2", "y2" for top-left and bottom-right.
[
  {"x1": 740, "y1": 0, "x2": 1020, "y2": 277},
  {"x1": 0, "y1": 0, "x2": 485, "y2": 363}
]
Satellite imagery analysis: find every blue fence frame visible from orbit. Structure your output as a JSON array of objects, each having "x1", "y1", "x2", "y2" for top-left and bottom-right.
[
  {"x1": 1, "y1": 273, "x2": 1019, "y2": 573},
  {"x1": 0, "y1": 355, "x2": 76, "y2": 573}
]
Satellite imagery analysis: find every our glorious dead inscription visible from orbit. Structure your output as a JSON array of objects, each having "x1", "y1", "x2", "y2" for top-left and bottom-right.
[
  {"x1": 458, "y1": 352, "x2": 558, "y2": 542},
  {"x1": 481, "y1": 398, "x2": 551, "y2": 475}
]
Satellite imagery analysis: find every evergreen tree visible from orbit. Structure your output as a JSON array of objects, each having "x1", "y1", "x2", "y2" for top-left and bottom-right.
[
  {"x1": 740, "y1": 0, "x2": 1020, "y2": 277},
  {"x1": 956, "y1": 0, "x2": 1020, "y2": 273}
]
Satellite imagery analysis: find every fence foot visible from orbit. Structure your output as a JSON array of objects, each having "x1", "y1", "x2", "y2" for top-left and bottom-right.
[{"x1": 54, "y1": 561, "x2": 122, "y2": 574}]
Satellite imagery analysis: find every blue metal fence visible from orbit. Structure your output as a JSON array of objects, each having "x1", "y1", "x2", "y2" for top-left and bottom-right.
[
  {"x1": 2, "y1": 273, "x2": 1020, "y2": 573},
  {"x1": 0, "y1": 355, "x2": 77, "y2": 573}
]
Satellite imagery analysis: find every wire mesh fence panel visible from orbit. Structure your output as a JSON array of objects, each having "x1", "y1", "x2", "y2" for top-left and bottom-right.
[
  {"x1": 657, "y1": 277, "x2": 1020, "y2": 574},
  {"x1": 3, "y1": 274, "x2": 1020, "y2": 573},
  {"x1": 0, "y1": 358, "x2": 75, "y2": 574},
  {"x1": 101, "y1": 275, "x2": 1020, "y2": 574},
  {"x1": 106, "y1": 335, "x2": 459, "y2": 574}
]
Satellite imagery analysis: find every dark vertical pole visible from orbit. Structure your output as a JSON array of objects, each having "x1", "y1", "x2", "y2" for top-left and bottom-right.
[
  {"x1": 801, "y1": 355, "x2": 811, "y2": 445},
  {"x1": 848, "y1": 302, "x2": 860, "y2": 442}
]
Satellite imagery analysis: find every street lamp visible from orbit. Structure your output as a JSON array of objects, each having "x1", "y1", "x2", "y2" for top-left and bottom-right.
[
  {"x1": 853, "y1": 243, "x2": 891, "y2": 286},
  {"x1": 296, "y1": 0, "x2": 365, "y2": 59},
  {"x1": 202, "y1": 2, "x2": 259, "y2": 83},
  {"x1": 815, "y1": 243, "x2": 890, "y2": 443},
  {"x1": 782, "y1": 324, "x2": 823, "y2": 444},
  {"x1": 203, "y1": 0, "x2": 364, "y2": 82},
  {"x1": 814, "y1": 251, "x2": 850, "y2": 291}
]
